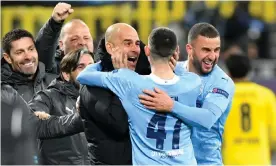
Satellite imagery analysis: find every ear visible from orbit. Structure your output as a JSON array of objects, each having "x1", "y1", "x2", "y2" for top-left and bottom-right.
[
  {"x1": 3, "y1": 53, "x2": 12, "y2": 64},
  {"x1": 105, "y1": 42, "x2": 113, "y2": 55},
  {"x1": 59, "y1": 40, "x2": 64, "y2": 51},
  {"x1": 186, "y1": 43, "x2": 193, "y2": 59},
  {"x1": 61, "y1": 72, "x2": 70, "y2": 81},
  {"x1": 144, "y1": 45, "x2": 150, "y2": 57}
]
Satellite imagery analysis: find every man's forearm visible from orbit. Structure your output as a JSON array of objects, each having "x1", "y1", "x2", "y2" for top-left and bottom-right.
[{"x1": 35, "y1": 17, "x2": 63, "y2": 72}]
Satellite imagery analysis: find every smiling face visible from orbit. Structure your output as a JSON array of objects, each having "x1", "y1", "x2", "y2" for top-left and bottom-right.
[
  {"x1": 186, "y1": 35, "x2": 221, "y2": 75},
  {"x1": 3, "y1": 37, "x2": 38, "y2": 77},
  {"x1": 105, "y1": 23, "x2": 141, "y2": 71},
  {"x1": 59, "y1": 20, "x2": 94, "y2": 55}
]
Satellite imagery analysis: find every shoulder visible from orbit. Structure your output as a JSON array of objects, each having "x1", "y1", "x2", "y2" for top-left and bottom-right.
[
  {"x1": 175, "y1": 61, "x2": 187, "y2": 75},
  {"x1": 179, "y1": 71, "x2": 202, "y2": 89},
  {"x1": 180, "y1": 71, "x2": 201, "y2": 83},
  {"x1": 210, "y1": 65, "x2": 235, "y2": 89},
  {"x1": 44, "y1": 72, "x2": 58, "y2": 83},
  {"x1": 255, "y1": 83, "x2": 275, "y2": 98},
  {"x1": 1, "y1": 83, "x2": 18, "y2": 104}
]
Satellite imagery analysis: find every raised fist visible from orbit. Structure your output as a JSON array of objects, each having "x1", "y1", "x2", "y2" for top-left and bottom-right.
[{"x1": 52, "y1": 2, "x2": 74, "y2": 23}]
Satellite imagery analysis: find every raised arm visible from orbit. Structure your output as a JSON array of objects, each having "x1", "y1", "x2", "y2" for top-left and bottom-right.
[
  {"x1": 77, "y1": 65, "x2": 134, "y2": 100},
  {"x1": 35, "y1": 2, "x2": 73, "y2": 72}
]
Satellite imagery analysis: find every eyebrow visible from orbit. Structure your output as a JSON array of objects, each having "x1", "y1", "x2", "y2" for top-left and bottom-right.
[
  {"x1": 123, "y1": 39, "x2": 140, "y2": 43},
  {"x1": 15, "y1": 48, "x2": 24, "y2": 52},
  {"x1": 28, "y1": 45, "x2": 35, "y2": 49}
]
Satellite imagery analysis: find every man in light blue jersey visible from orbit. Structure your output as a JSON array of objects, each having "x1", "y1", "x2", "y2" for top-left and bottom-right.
[
  {"x1": 139, "y1": 23, "x2": 235, "y2": 165},
  {"x1": 77, "y1": 27, "x2": 201, "y2": 165}
]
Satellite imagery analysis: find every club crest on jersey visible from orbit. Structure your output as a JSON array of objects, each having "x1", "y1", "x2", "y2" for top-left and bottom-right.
[{"x1": 212, "y1": 88, "x2": 229, "y2": 98}]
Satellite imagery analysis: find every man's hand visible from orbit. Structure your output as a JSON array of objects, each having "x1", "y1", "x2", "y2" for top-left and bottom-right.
[
  {"x1": 139, "y1": 87, "x2": 174, "y2": 112},
  {"x1": 111, "y1": 47, "x2": 128, "y2": 69},
  {"x1": 52, "y1": 2, "x2": 74, "y2": 23},
  {"x1": 169, "y1": 46, "x2": 180, "y2": 71},
  {"x1": 34, "y1": 111, "x2": 51, "y2": 120}
]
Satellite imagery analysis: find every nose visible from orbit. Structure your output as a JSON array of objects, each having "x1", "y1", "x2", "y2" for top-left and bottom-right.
[
  {"x1": 24, "y1": 52, "x2": 33, "y2": 60},
  {"x1": 208, "y1": 51, "x2": 217, "y2": 60},
  {"x1": 78, "y1": 38, "x2": 86, "y2": 46}
]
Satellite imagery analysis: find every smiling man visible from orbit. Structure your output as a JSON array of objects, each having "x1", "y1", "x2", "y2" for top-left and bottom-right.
[
  {"x1": 104, "y1": 23, "x2": 141, "y2": 70},
  {"x1": 1, "y1": 29, "x2": 56, "y2": 102},
  {"x1": 138, "y1": 23, "x2": 235, "y2": 165}
]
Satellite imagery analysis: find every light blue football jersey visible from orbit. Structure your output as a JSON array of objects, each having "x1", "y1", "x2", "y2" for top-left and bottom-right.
[
  {"x1": 173, "y1": 61, "x2": 235, "y2": 165},
  {"x1": 77, "y1": 64, "x2": 202, "y2": 165}
]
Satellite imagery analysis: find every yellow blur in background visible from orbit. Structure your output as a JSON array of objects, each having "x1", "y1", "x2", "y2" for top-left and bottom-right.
[{"x1": 1, "y1": 1, "x2": 276, "y2": 42}]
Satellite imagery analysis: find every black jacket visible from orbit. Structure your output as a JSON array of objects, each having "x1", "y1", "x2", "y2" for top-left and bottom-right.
[
  {"x1": 1, "y1": 61, "x2": 57, "y2": 102},
  {"x1": 29, "y1": 76, "x2": 89, "y2": 165},
  {"x1": 79, "y1": 38, "x2": 151, "y2": 165},
  {"x1": 35, "y1": 17, "x2": 63, "y2": 74},
  {"x1": 1, "y1": 83, "x2": 82, "y2": 165},
  {"x1": 1, "y1": 83, "x2": 37, "y2": 165}
]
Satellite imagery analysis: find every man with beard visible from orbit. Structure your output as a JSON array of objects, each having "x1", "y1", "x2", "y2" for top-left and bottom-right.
[
  {"x1": 77, "y1": 23, "x2": 150, "y2": 165},
  {"x1": 138, "y1": 23, "x2": 235, "y2": 165},
  {"x1": 1, "y1": 29, "x2": 90, "y2": 164},
  {"x1": 36, "y1": 2, "x2": 94, "y2": 74},
  {"x1": 77, "y1": 27, "x2": 201, "y2": 165},
  {"x1": 28, "y1": 48, "x2": 94, "y2": 165},
  {"x1": 1, "y1": 28, "x2": 56, "y2": 102}
]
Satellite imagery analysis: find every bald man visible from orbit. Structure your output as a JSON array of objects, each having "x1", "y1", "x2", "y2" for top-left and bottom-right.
[
  {"x1": 78, "y1": 23, "x2": 151, "y2": 165},
  {"x1": 104, "y1": 23, "x2": 141, "y2": 70},
  {"x1": 36, "y1": 3, "x2": 94, "y2": 74},
  {"x1": 59, "y1": 19, "x2": 93, "y2": 55}
]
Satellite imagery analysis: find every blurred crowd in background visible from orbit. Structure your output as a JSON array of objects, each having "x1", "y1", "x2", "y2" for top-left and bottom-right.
[{"x1": 2, "y1": 1, "x2": 275, "y2": 88}]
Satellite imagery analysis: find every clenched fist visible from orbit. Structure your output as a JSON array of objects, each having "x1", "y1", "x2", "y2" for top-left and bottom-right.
[{"x1": 52, "y1": 2, "x2": 74, "y2": 23}]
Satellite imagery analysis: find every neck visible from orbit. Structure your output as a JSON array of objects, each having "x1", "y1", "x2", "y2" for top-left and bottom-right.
[
  {"x1": 187, "y1": 59, "x2": 200, "y2": 75},
  {"x1": 150, "y1": 62, "x2": 175, "y2": 80}
]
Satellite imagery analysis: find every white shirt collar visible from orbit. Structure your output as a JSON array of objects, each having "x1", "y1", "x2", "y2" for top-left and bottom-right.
[{"x1": 147, "y1": 73, "x2": 179, "y2": 85}]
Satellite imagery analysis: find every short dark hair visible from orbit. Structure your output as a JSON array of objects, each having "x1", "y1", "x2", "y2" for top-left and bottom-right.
[
  {"x1": 188, "y1": 23, "x2": 220, "y2": 43},
  {"x1": 148, "y1": 27, "x2": 177, "y2": 58},
  {"x1": 225, "y1": 54, "x2": 252, "y2": 78},
  {"x1": 2, "y1": 29, "x2": 35, "y2": 54},
  {"x1": 60, "y1": 48, "x2": 94, "y2": 73}
]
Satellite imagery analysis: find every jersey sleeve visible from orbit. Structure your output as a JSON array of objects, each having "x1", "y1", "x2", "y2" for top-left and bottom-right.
[
  {"x1": 172, "y1": 76, "x2": 235, "y2": 129},
  {"x1": 77, "y1": 68, "x2": 134, "y2": 99},
  {"x1": 82, "y1": 61, "x2": 102, "y2": 72}
]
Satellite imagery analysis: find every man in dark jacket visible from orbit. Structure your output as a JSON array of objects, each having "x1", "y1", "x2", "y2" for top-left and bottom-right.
[
  {"x1": 79, "y1": 23, "x2": 151, "y2": 165},
  {"x1": 1, "y1": 28, "x2": 88, "y2": 162},
  {"x1": 1, "y1": 83, "x2": 37, "y2": 165},
  {"x1": 1, "y1": 82, "x2": 85, "y2": 165},
  {"x1": 1, "y1": 28, "x2": 57, "y2": 102},
  {"x1": 29, "y1": 49, "x2": 94, "y2": 165},
  {"x1": 35, "y1": 2, "x2": 93, "y2": 74}
]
